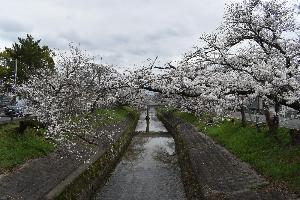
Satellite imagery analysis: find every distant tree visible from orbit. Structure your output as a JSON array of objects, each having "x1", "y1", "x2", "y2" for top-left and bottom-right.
[
  {"x1": 0, "y1": 51, "x2": 15, "y2": 92},
  {"x1": 2, "y1": 34, "x2": 55, "y2": 85}
]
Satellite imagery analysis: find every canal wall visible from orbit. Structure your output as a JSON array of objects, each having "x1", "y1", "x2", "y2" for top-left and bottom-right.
[
  {"x1": 158, "y1": 111, "x2": 282, "y2": 200},
  {"x1": 158, "y1": 111, "x2": 204, "y2": 200},
  {"x1": 45, "y1": 112, "x2": 139, "y2": 200},
  {"x1": 94, "y1": 108, "x2": 186, "y2": 199}
]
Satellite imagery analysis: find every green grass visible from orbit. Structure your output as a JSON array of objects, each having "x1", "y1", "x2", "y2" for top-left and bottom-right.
[
  {"x1": 93, "y1": 106, "x2": 135, "y2": 127},
  {"x1": 73, "y1": 106, "x2": 135, "y2": 128},
  {"x1": 0, "y1": 106, "x2": 137, "y2": 174},
  {"x1": 0, "y1": 122, "x2": 55, "y2": 173},
  {"x1": 172, "y1": 110, "x2": 300, "y2": 194}
]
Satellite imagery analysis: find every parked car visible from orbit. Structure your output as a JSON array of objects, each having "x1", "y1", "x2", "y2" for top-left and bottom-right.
[
  {"x1": 0, "y1": 95, "x2": 13, "y2": 112},
  {"x1": 4, "y1": 99, "x2": 29, "y2": 117}
]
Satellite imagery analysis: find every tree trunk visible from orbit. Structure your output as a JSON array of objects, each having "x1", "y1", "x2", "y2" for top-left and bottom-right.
[
  {"x1": 90, "y1": 94, "x2": 103, "y2": 113},
  {"x1": 146, "y1": 106, "x2": 150, "y2": 132},
  {"x1": 90, "y1": 101, "x2": 98, "y2": 113},
  {"x1": 263, "y1": 101, "x2": 279, "y2": 136},
  {"x1": 240, "y1": 105, "x2": 246, "y2": 127},
  {"x1": 289, "y1": 129, "x2": 300, "y2": 146}
]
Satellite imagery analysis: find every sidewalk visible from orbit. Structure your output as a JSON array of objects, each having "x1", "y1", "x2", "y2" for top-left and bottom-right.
[
  {"x1": 231, "y1": 112, "x2": 300, "y2": 130},
  {"x1": 0, "y1": 118, "x2": 132, "y2": 200},
  {"x1": 161, "y1": 113, "x2": 293, "y2": 199}
]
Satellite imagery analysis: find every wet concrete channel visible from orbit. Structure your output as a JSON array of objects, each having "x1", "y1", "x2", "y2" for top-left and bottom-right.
[{"x1": 93, "y1": 107, "x2": 186, "y2": 200}]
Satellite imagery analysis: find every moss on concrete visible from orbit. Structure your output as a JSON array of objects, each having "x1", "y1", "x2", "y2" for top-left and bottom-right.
[
  {"x1": 46, "y1": 111, "x2": 139, "y2": 200},
  {"x1": 157, "y1": 110, "x2": 204, "y2": 200}
]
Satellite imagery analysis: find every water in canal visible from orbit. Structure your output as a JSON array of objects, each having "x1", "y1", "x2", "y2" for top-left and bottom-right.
[{"x1": 93, "y1": 107, "x2": 186, "y2": 200}]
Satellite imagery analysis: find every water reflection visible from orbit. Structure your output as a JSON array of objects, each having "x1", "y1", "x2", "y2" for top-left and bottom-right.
[
  {"x1": 152, "y1": 139, "x2": 178, "y2": 167},
  {"x1": 93, "y1": 133, "x2": 186, "y2": 200},
  {"x1": 135, "y1": 107, "x2": 167, "y2": 133},
  {"x1": 122, "y1": 136, "x2": 148, "y2": 169}
]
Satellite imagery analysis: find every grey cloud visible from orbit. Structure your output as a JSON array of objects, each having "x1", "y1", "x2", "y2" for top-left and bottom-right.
[
  {"x1": 0, "y1": 19, "x2": 30, "y2": 33},
  {"x1": 144, "y1": 26, "x2": 188, "y2": 42},
  {"x1": 0, "y1": 0, "x2": 233, "y2": 67},
  {"x1": 58, "y1": 30, "x2": 95, "y2": 49},
  {"x1": 111, "y1": 35, "x2": 131, "y2": 45}
]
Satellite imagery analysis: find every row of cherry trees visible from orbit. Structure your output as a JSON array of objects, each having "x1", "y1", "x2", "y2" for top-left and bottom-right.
[
  {"x1": 145, "y1": 0, "x2": 300, "y2": 138},
  {"x1": 16, "y1": 0, "x2": 300, "y2": 147},
  {"x1": 18, "y1": 44, "x2": 143, "y2": 147},
  {"x1": 15, "y1": 41, "x2": 158, "y2": 148}
]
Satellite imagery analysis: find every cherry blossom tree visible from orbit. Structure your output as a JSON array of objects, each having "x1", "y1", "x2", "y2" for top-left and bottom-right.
[
  {"x1": 18, "y1": 44, "x2": 131, "y2": 149},
  {"x1": 14, "y1": 0, "x2": 300, "y2": 148},
  {"x1": 216, "y1": 0, "x2": 300, "y2": 133},
  {"x1": 144, "y1": 0, "x2": 300, "y2": 137}
]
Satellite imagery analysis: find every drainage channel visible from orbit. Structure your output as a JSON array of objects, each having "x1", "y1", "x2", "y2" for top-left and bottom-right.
[{"x1": 92, "y1": 107, "x2": 186, "y2": 200}]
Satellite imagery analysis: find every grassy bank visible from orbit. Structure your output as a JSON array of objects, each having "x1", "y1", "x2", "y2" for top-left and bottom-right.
[
  {"x1": 0, "y1": 122, "x2": 54, "y2": 173},
  {"x1": 92, "y1": 106, "x2": 135, "y2": 127},
  {"x1": 73, "y1": 106, "x2": 134, "y2": 128},
  {"x1": 0, "y1": 106, "x2": 137, "y2": 174},
  {"x1": 168, "y1": 109, "x2": 300, "y2": 194},
  {"x1": 50, "y1": 106, "x2": 139, "y2": 199}
]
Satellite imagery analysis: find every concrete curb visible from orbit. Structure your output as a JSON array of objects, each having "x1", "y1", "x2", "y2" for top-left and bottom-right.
[
  {"x1": 158, "y1": 112, "x2": 204, "y2": 200},
  {"x1": 45, "y1": 149, "x2": 105, "y2": 199},
  {"x1": 44, "y1": 113, "x2": 139, "y2": 200},
  {"x1": 158, "y1": 112, "x2": 287, "y2": 200}
]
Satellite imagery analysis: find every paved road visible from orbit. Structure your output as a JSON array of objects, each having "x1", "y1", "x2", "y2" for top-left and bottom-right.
[
  {"x1": 232, "y1": 112, "x2": 300, "y2": 129},
  {"x1": 0, "y1": 113, "x2": 12, "y2": 121},
  {"x1": 0, "y1": 114, "x2": 23, "y2": 124},
  {"x1": 94, "y1": 107, "x2": 186, "y2": 200}
]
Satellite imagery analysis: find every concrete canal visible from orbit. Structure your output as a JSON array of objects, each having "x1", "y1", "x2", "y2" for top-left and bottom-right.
[{"x1": 93, "y1": 107, "x2": 186, "y2": 199}]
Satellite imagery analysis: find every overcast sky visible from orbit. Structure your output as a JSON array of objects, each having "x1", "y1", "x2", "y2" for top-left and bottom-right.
[{"x1": 0, "y1": 0, "x2": 237, "y2": 68}]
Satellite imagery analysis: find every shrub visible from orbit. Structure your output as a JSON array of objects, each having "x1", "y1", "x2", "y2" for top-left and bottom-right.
[{"x1": 18, "y1": 120, "x2": 45, "y2": 134}]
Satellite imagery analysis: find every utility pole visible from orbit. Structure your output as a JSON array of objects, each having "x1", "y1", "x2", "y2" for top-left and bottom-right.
[
  {"x1": 146, "y1": 105, "x2": 150, "y2": 133},
  {"x1": 14, "y1": 59, "x2": 17, "y2": 91}
]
